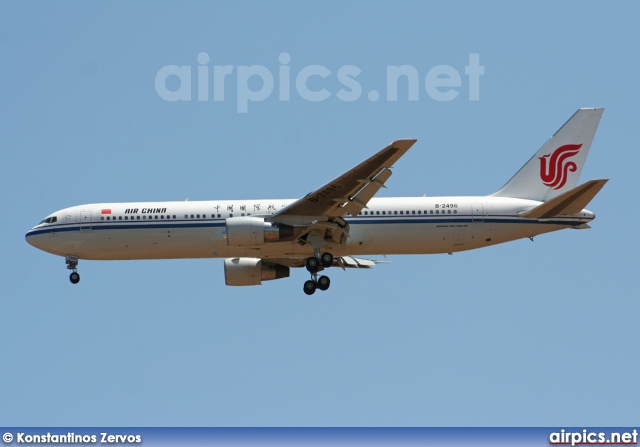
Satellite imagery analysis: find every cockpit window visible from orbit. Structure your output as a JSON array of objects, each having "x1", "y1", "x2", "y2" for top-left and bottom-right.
[{"x1": 39, "y1": 216, "x2": 58, "y2": 225}]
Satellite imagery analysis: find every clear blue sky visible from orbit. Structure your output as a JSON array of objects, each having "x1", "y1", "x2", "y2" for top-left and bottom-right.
[{"x1": 1, "y1": 1, "x2": 639, "y2": 426}]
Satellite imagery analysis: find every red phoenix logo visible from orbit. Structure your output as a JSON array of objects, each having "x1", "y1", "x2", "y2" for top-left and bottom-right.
[{"x1": 539, "y1": 144, "x2": 582, "y2": 190}]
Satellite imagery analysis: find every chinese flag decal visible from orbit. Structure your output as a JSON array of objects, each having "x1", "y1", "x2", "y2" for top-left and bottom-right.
[{"x1": 101, "y1": 209, "x2": 112, "y2": 214}]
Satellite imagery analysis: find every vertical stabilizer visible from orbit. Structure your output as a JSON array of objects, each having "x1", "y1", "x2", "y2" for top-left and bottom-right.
[{"x1": 492, "y1": 108, "x2": 603, "y2": 202}]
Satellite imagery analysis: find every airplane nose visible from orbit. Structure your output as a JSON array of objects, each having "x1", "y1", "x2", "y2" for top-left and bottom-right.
[
  {"x1": 25, "y1": 230, "x2": 40, "y2": 248},
  {"x1": 25, "y1": 228, "x2": 50, "y2": 251}
]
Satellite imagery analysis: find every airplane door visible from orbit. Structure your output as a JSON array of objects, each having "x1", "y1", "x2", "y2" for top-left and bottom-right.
[
  {"x1": 80, "y1": 211, "x2": 92, "y2": 231},
  {"x1": 472, "y1": 203, "x2": 484, "y2": 222}
]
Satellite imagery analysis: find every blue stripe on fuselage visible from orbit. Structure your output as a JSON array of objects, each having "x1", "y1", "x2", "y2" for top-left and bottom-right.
[{"x1": 25, "y1": 214, "x2": 589, "y2": 239}]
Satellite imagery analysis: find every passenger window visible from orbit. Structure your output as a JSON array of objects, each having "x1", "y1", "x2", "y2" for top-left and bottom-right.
[
  {"x1": 394, "y1": 211, "x2": 397, "y2": 215},
  {"x1": 101, "y1": 216, "x2": 104, "y2": 220},
  {"x1": 400, "y1": 211, "x2": 403, "y2": 215},
  {"x1": 382, "y1": 211, "x2": 385, "y2": 215}
]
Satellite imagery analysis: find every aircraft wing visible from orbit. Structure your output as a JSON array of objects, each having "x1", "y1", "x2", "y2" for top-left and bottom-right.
[{"x1": 271, "y1": 139, "x2": 417, "y2": 220}]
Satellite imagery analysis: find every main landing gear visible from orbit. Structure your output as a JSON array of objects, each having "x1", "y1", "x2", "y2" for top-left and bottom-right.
[
  {"x1": 66, "y1": 255, "x2": 80, "y2": 284},
  {"x1": 302, "y1": 252, "x2": 333, "y2": 295}
]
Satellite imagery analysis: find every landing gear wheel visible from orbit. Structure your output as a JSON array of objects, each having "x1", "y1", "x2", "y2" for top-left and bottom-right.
[
  {"x1": 303, "y1": 279, "x2": 317, "y2": 295},
  {"x1": 306, "y1": 256, "x2": 320, "y2": 273},
  {"x1": 69, "y1": 272, "x2": 80, "y2": 284},
  {"x1": 320, "y1": 252, "x2": 334, "y2": 268},
  {"x1": 317, "y1": 275, "x2": 330, "y2": 291}
]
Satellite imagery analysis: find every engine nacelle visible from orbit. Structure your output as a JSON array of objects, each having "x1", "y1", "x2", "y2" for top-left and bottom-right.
[
  {"x1": 225, "y1": 216, "x2": 293, "y2": 246},
  {"x1": 224, "y1": 257, "x2": 290, "y2": 286}
]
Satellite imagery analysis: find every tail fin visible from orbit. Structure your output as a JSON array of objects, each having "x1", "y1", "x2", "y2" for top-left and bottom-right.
[{"x1": 492, "y1": 108, "x2": 604, "y2": 201}]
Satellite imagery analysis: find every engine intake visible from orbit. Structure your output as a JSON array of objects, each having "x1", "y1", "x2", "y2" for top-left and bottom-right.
[{"x1": 224, "y1": 257, "x2": 290, "y2": 286}]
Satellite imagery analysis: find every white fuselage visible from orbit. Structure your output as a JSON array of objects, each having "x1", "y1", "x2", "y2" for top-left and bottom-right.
[{"x1": 25, "y1": 196, "x2": 594, "y2": 261}]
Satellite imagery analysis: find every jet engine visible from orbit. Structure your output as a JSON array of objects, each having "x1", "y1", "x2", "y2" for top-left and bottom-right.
[
  {"x1": 225, "y1": 217, "x2": 294, "y2": 246},
  {"x1": 223, "y1": 257, "x2": 290, "y2": 286}
]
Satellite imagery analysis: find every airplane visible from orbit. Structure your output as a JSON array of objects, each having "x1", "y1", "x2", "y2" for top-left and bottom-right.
[{"x1": 26, "y1": 108, "x2": 607, "y2": 295}]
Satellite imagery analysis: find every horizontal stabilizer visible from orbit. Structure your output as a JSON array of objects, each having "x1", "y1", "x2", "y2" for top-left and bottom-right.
[{"x1": 520, "y1": 179, "x2": 608, "y2": 219}]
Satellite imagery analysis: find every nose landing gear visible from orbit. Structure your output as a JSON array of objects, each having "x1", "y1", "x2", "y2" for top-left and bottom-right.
[
  {"x1": 69, "y1": 271, "x2": 80, "y2": 284},
  {"x1": 66, "y1": 255, "x2": 80, "y2": 284}
]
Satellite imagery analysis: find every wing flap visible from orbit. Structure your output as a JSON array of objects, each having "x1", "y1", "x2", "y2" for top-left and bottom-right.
[
  {"x1": 520, "y1": 179, "x2": 608, "y2": 218},
  {"x1": 336, "y1": 256, "x2": 388, "y2": 269},
  {"x1": 264, "y1": 256, "x2": 388, "y2": 270}
]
